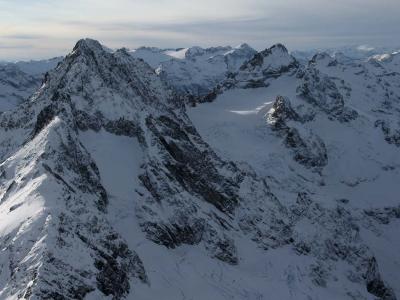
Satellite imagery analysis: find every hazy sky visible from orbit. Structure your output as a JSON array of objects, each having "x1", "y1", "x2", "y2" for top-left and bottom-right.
[{"x1": 0, "y1": 0, "x2": 399, "y2": 60}]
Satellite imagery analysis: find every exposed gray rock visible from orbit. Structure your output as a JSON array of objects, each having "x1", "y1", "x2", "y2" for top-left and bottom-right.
[
  {"x1": 375, "y1": 119, "x2": 400, "y2": 146},
  {"x1": 365, "y1": 257, "x2": 396, "y2": 300},
  {"x1": 297, "y1": 67, "x2": 358, "y2": 122},
  {"x1": 267, "y1": 96, "x2": 327, "y2": 169},
  {"x1": 225, "y1": 44, "x2": 299, "y2": 89},
  {"x1": 284, "y1": 127, "x2": 328, "y2": 168}
]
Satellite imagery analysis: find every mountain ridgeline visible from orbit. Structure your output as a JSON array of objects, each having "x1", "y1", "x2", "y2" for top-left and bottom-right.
[{"x1": 0, "y1": 39, "x2": 399, "y2": 299}]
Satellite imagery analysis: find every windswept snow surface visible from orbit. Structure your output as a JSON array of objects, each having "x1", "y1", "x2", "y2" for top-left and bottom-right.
[
  {"x1": 81, "y1": 128, "x2": 379, "y2": 300},
  {"x1": 188, "y1": 65, "x2": 400, "y2": 298},
  {"x1": 79, "y1": 129, "x2": 143, "y2": 203},
  {"x1": 188, "y1": 71, "x2": 399, "y2": 208}
]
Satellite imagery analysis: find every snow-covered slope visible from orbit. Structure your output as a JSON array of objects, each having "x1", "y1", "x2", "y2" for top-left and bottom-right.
[
  {"x1": 369, "y1": 51, "x2": 400, "y2": 73},
  {"x1": 224, "y1": 44, "x2": 299, "y2": 90},
  {"x1": 188, "y1": 47, "x2": 400, "y2": 299},
  {"x1": 0, "y1": 57, "x2": 62, "y2": 111},
  {"x1": 129, "y1": 47, "x2": 187, "y2": 68},
  {"x1": 11, "y1": 57, "x2": 63, "y2": 76},
  {"x1": 130, "y1": 44, "x2": 257, "y2": 99},
  {"x1": 0, "y1": 39, "x2": 284, "y2": 299},
  {"x1": 0, "y1": 39, "x2": 399, "y2": 300},
  {"x1": 0, "y1": 64, "x2": 38, "y2": 111}
]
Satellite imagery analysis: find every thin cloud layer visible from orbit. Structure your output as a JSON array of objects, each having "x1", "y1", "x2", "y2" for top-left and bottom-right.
[{"x1": 0, "y1": 0, "x2": 399, "y2": 60}]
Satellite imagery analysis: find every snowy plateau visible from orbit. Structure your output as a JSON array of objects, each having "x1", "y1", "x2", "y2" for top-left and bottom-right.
[{"x1": 0, "y1": 39, "x2": 399, "y2": 300}]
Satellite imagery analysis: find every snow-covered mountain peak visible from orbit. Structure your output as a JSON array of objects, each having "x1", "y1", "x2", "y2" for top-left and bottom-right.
[
  {"x1": 153, "y1": 44, "x2": 257, "y2": 98},
  {"x1": 184, "y1": 46, "x2": 207, "y2": 59},
  {"x1": 71, "y1": 38, "x2": 107, "y2": 56},
  {"x1": 0, "y1": 38, "x2": 400, "y2": 299},
  {"x1": 221, "y1": 43, "x2": 299, "y2": 89},
  {"x1": 266, "y1": 43, "x2": 289, "y2": 54},
  {"x1": 332, "y1": 52, "x2": 357, "y2": 64},
  {"x1": 240, "y1": 43, "x2": 297, "y2": 72},
  {"x1": 39, "y1": 39, "x2": 175, "y2": 124},
  {"x1": 309, "y1": 52, "x2": 338, "y2": 67},
  {"x1": 185, "y1": 45, "x2": 231, "y2": 60},
  {"x1": 68, "y1": 38, "x2": 109, "y2": 56},
  {"x1": 234, "y1": 42, "x2": 252, "y2": 50},
  {"x1": 370, "y1": 50, "x2": 400, "y2": 66},
  {"x1": 371, "y1": 53, "x2": 393, "y2": 62}
]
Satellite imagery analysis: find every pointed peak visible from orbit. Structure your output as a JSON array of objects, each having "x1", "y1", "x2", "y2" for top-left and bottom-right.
[
  {"x1": 185, "y1": 46, "x2": 205, "y2": 58},
  {"x1": 257, "y1": 43, "x2": 291, "y2": 60},
  {"x1": 72, "y1": 38, "x2": 105, "y2": 53},
  {"x1": 231, "y1": 43, "x2": 256, "y2": 55},
  {"x1": 268, "y1": 43, "x2": 289, "y2": 54},
  {"x1": 272, "y1": 43, "x2": 288, "y2": 51}
]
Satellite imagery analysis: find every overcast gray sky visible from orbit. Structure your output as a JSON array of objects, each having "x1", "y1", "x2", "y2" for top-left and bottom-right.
[{"x1": 0, "y1": 0, "x2": 399, "y2": 60}]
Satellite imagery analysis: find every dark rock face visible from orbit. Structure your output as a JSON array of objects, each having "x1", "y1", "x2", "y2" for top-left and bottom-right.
[
  {"x1": 144, "y1": 115, "x2": 240, "y2": 213},
  {"x1": 287, "y1": 194, "x2": 398, "y2": 299},
  {"x1": 284, "y1": 127, "x2": 328, "y2": 168},
  {"x1": 208, "y1": 236, "x2": 238, "y2": 265},
  {"x1": 268, "y1": 95, "x2": 302, "y2": 130},
  {"x1": 364, "y1": 205, "x2": 400, "y2": 224},
  {"x1": 297, "y1": 67, "x2": 358, "y2": 122},
  {"x1": 220, "y1": 44, "x2": 299, "y2": 90},
  {"x1": 309, "y1": 52, "x2": 338, "y2": 67},
  {"x1": 365, "y1": 258, "x2": 396, "y2": 300},
  {"x1": 94, "y1": 240, "x2": 146, "y2": 298},
  {"x1": 267, "y1": 96, "x2": 327, "y2": 169},
  {"x1": 135, "y1": 111, "x2": 250, "y2": 262},
  {"x1": 240, "y1": 44, "x2": 299, "y2": 76},
  {"x1": 142, "y1": 220, "x2": 205, "y2": 248},
  {"x1": 375, "y1": 119, "x2": 400, "y2": 147}
]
